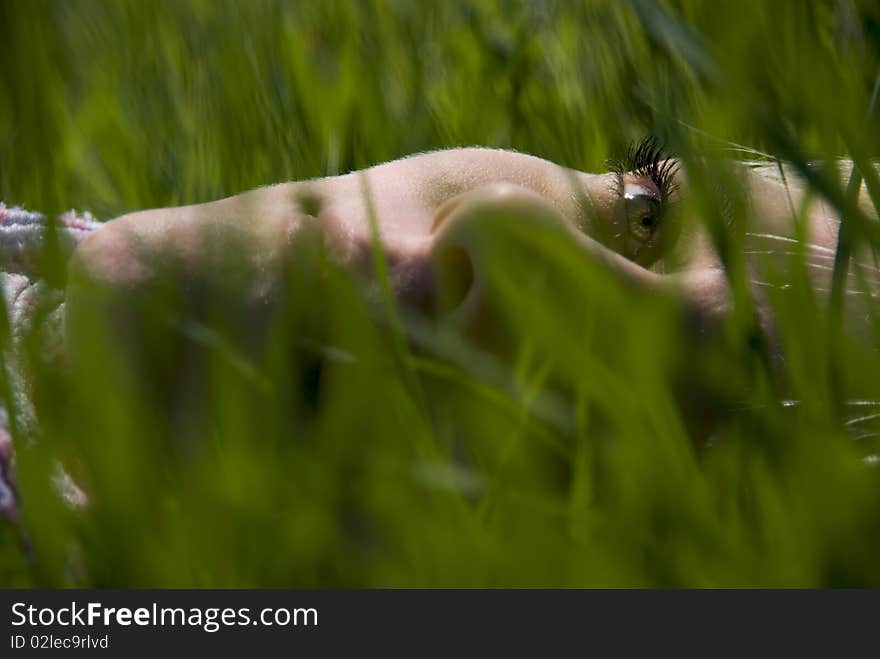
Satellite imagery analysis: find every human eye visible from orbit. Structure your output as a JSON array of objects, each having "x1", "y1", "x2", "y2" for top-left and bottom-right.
[
  {"x1": 623, "y1": 180, "x2": 662, "y2": 242},
  {"x1": 611, "y1": 137, "x2": 680, "y2": 262}
]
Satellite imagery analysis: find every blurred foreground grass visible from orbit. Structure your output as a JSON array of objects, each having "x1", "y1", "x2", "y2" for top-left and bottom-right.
[{"x1": 2, "y1": 0, "x2": 880, "y2": 587}]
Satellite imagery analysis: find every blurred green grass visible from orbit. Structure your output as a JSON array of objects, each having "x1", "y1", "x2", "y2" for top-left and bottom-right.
[{"x1": 2, "y1": 0, "x2": 880, "y2": 587}]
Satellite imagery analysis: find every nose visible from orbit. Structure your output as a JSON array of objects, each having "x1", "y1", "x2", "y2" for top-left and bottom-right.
[{"x1": 428, "y1": 183, "x2": 574, "y2": 349}]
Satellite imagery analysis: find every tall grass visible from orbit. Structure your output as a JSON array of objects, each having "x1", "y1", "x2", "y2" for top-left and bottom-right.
[{"x1": 1, "y1": 0, "x2": 880, "y2": 587}]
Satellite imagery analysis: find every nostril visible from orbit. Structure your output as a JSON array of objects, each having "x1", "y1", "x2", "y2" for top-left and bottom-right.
[
  {"x1": 294, "y1": 187, "x2": 324, "y2": 219},
  {"x1": 432, "y1": 244, "x2": 475, "y2": 316}
]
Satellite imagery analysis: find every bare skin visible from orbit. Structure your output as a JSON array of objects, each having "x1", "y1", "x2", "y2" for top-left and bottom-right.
[
  {"x1": 65, "y1": 147, "x2": 879, "y2": 382},
  {"x1": 67, "y1": 148, "x2": 657, "y2": 302}
]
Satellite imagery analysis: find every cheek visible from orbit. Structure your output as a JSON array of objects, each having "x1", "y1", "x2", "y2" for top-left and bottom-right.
[
  {"x1": 630, "y1": 225, "x2": 679, "y2": 268},
  {"x1": 629, "y1": 238, "x2": 657, "y2": 267},
  {"x1": 593, "y1": 198, "x2": 626, "y2": 255}
]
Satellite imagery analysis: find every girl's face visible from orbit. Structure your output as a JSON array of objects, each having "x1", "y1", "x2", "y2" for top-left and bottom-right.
[
  {"x1": 68, "y1": 143, "x2": 874, "y2": 368},
  {"x1": 70, "y1": 144, "x2": 687, "y2": 299},
  {"x1": 63, "y1": 144, "x2": 880, "y2": 455}
]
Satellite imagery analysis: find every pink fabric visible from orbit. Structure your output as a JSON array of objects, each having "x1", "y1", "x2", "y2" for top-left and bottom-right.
[
  {"x1": 1, "y1": 203, "x2": 100, "y2": 522},
  {"x1": 0, "y1": 423, "x2": 17, "y2": 521}
]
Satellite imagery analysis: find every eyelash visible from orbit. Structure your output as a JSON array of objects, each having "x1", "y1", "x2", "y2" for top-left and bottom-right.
[{"x1": 612, "y1": 137, "x2": 680, "y2": 203}]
